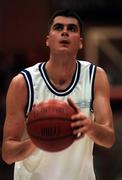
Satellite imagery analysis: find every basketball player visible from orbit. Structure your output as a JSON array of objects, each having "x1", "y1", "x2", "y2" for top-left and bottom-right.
[{"x1": 2, "y1": 9, "x2": 115, "y2": 180}]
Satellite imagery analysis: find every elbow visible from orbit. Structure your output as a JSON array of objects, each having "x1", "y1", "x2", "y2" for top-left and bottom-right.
[
  {"x1": 4, "y1": 160, "x2": 13, "y2": 165},
  {"x1": 97, "y1": 130, "x2": 116, "y2": 149},
  {"x1": 2, "y1": 147, "x2": 14, "y2": 165},
  {"x1": 110, "y1": 135, "x2": 116, "y2": 148},
  {"x1": 2, "y1": 153, "x2": 13, "y2": 165},
  {"x1": 105, "y1": 132, "x2": 115, "y2": 148}
]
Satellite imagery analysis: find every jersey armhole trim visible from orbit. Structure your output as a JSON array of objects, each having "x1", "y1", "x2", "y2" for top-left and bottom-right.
[
  {"x1": 20, "y1": 70, "x2": 34, "y2": 113},
  {"x1": 89, "y1": 64, "x2": 97, "y2": 111}
]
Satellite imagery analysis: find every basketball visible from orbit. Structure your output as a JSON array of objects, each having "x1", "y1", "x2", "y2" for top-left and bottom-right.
[{"x1": 27, "y1": 99, "x2": 76, "y2": 152}]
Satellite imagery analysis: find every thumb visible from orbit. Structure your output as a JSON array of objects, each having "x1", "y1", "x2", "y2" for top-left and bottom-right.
[{"x1": 67, "y1": 97, "x2": 80, "y2": 113}]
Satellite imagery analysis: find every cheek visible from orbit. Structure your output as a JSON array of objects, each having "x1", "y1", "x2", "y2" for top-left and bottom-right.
[
  {"x1": 72, "y1": 37, "x2": 82, "y2": 49},
  {"x1": 46, "y1": 34, "x2": 57, "y2": 47},
  {"x1": 75, "y1": 36, "x2": 83, "y2": 49}
]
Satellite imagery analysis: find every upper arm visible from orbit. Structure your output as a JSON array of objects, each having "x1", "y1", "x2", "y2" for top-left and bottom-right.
[
  {"x1": 93, "y1": 67, "x2": 113, "y2": 128},
  {"x1": 3, "y1": 74, "x2": 28, "y2": 141}
]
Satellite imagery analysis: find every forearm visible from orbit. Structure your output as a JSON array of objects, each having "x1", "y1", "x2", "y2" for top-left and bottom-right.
[
  {"x1": 87, "y1": 122, "x2": 115, "y2": 148},
  {"x1": 2, "y1": 138, "x2": 36, "y2": 164}
]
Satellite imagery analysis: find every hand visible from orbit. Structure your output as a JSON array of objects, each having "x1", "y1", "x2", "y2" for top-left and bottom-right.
[{"x1": 67, "y1": 97, "x2": 92, "y2": 139}]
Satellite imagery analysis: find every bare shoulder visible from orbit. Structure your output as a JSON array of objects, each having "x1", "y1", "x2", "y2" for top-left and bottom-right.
[
  {"x1": 94, "y1": 66, "x2": 110, "y2": 96},
  {"x1": 96, "y1": 66, "x2": 108, "y2": 78},
  {"x1": 7, "y1": 73, "x2": 28, "y2": 110},
  {"x1": 8, "y1": 73, "x2": 27, "y2": 94},
  {"x1": 10, "y1": 73, "x2": 26, "y2": 88}
]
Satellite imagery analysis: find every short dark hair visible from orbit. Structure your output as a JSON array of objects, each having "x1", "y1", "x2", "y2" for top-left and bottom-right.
[{"x1": 48, "y1": 9, "x2": 83, "y2": 36}]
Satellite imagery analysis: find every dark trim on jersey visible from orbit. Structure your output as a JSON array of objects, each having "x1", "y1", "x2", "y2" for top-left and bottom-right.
[
  {"x1": 20, "y1": 70, "x2": 34, "y2": 113},
  {"x1": 89, "y1": 64, "x2": 97, "y2": 111},
  {"x1": 39, "y1": 61, "x2": 81, "y2": 96}
]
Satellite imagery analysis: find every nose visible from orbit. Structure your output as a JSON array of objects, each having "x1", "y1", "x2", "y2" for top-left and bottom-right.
[
  {"x1": 61, "y1": 27, "x2": 69, "y2": 36},
  {"x1": 61, "y1": 32, "x2": 69, "y2": 37},
  {"x1": 61, "y1": 27, "x2": 69, "y2": 37}
]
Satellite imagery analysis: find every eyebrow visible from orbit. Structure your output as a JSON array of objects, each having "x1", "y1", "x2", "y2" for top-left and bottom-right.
[{"x1": 53, "y1": 23, "x2": 78, "y2": 27}]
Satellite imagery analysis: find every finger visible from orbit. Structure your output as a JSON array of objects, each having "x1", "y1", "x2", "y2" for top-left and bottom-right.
[
  {"x1": 71, "y1": 119, "x2": 84, "y2": 128},
  {"x1": 77, "y1": 132, "x2": 82, "y2": 138},
  {"x1": 73, "y1": 126, "x2": 87, "y2": 135},
  {"x1": 71, "y1": 113, "x2": 86, "y2": 122},
  {"x1": 76, "y1": 132, "x2": 84, "y2": 139},
  {"x1": 67, "y1": 97, "x2": 80, "y2": 113}
]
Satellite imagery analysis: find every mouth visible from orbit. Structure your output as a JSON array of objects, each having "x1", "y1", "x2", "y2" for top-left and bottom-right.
[{"x1": 59, "y1": 40, "x2": 70, "y2": 45}]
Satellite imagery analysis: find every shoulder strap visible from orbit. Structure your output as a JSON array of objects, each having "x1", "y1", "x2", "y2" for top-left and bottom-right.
[
  {"x1": 20, "y1": 70, "x2": 34, "y2": 113},
  {"x1": 89, "y1": 64, "x2": 97, "y2": 111}
]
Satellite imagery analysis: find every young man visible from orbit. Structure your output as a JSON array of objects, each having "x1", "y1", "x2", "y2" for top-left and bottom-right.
[{"x1": 2, "y1": 9, "x2": 115, "y2": 180}]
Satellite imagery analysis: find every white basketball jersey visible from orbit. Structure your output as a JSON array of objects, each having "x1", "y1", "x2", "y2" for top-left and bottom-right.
[{"x1": 14, "y1": 60, "x2": 96, "y2": 180}]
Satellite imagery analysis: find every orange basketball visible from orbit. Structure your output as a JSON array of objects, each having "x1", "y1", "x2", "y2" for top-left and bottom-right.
[{"x1": 27, "y1": 99, "x2": 76, "y2": 152}]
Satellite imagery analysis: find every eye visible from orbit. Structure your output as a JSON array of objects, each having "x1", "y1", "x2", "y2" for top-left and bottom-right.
[
  {"x1": 53, "y1": 24, "x2": 64, "y2": 31},
  {"x1": 67, "y1": 24, "x2": 78, "y2": 32}
]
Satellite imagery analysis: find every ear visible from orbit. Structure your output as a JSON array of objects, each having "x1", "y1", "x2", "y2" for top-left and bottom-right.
[
  {"x1": 79, "y1": 37, "x2": 83, "y2": 49},
  {"x1": 46, "y1": 35, "x2": 49, "y2": 47}
]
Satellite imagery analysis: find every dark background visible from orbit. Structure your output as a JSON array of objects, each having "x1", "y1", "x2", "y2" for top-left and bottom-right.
[{"x1": 0, "y1": 1, "x2": 122, "y2": 179}]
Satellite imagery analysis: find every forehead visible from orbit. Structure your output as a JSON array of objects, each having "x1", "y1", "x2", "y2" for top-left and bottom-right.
[{"x1": 52, "y1": 16, "x2": 79, "y2": 26}]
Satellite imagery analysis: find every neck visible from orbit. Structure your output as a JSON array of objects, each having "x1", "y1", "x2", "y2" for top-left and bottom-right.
[
  {"x1": 49, "y1": 52, "x2": 77, "y2": 67},
  {"x1": 45, "y1": 57, "x2": 77, "y2": 90},
  {"x1": 47, "y1": 56, "x2": 77, "y2": 73}
]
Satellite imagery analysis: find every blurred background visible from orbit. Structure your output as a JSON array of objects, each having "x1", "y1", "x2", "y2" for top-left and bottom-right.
[{"x1": 0, "y1": 0, "x2": 122, "y2": 179}]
